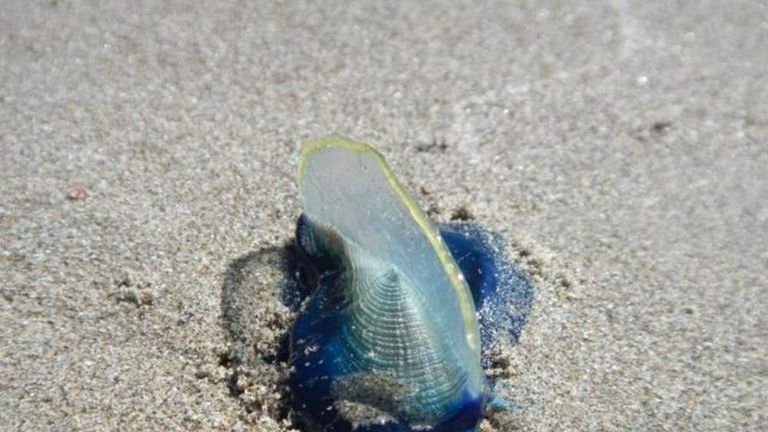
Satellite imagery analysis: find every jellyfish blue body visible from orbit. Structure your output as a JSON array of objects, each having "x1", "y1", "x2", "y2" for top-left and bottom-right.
[
  {"x1": 288, "y1": 137, "x2": 533, "y2": 432},
  {"x1": 436, "y1": 224, "x2": 533, "y2": 358}
]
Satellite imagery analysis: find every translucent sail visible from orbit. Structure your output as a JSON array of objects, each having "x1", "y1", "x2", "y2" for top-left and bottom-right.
[{"x1": 298, "y1": 136, "x2": 484, "y2": 397}]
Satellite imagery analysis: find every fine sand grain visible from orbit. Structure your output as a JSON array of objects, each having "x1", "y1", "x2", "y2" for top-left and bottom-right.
[{"x1": 1, "y1": 1, "x2": 766, "y2": 431}]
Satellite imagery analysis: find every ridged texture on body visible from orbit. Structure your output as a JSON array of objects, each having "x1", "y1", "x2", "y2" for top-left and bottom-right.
[
  {"x1": 339, "y1": 247, "x2": 471, "y2": 422},
  {"x1": 294, "y1": 136, "x2": 487, "y2": 428}
]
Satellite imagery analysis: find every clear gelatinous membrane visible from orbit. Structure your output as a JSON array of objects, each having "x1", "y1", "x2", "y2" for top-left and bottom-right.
[{"x1": 288, "y1": 136, "x2": 533, "y2": 432}]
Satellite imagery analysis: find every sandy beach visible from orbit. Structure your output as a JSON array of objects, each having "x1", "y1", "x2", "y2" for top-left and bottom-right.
[{"x1": 1, "y1": 1, "x2": 766, "y2": 430}]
